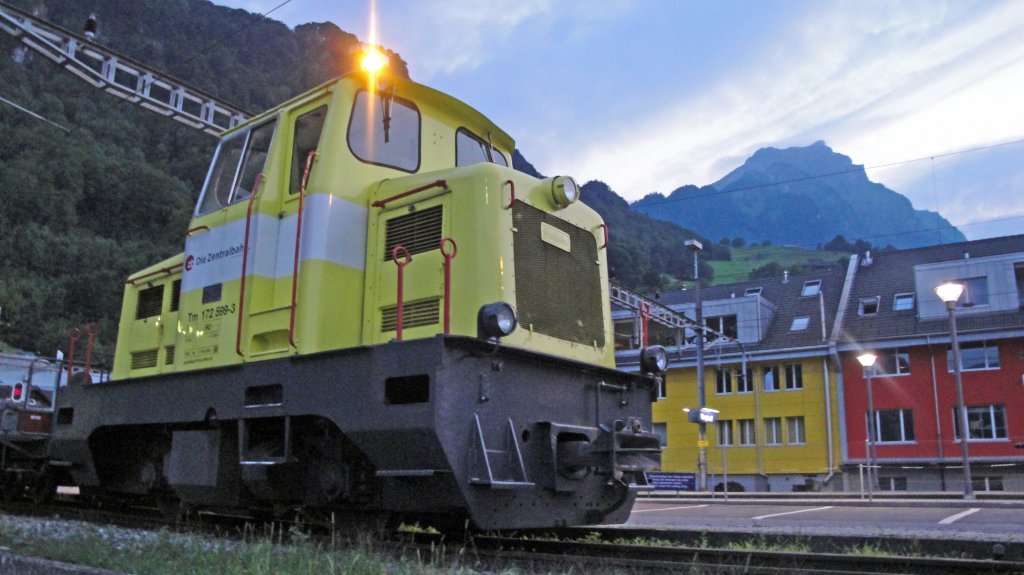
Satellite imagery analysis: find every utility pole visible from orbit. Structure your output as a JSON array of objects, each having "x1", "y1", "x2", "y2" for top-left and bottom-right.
[{"x1": 686, "y1": 239, "x2": 706, "y2": 491}]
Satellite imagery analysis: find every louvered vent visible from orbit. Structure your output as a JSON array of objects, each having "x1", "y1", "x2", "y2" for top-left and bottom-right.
[
  {"x1": 135, "y1": 285, "x2": 165, "y2": 320},
  {"x1": 131, "y1": 349, "x2": 159, "y2": 369},
  {"x1": 381, "y1": 298, "x2": 440, "y2": 332},
  {"x1": 169, "y1": 279, "x2": 181, "y2": 312},
  {"x1": 384, "y1": 205, "x2": 443, "y2": 260},
  {"x1": 164, "y1": 345, "x2": 175, "y2": 365},
  {"x1": 512, "y1": 201, "x2": 605, "y2": 347}
]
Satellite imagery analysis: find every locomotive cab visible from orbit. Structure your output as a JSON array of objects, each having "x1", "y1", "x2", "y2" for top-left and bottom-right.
[{"x1": 113, "y1": 53, "x2": 615, "y2": 378}]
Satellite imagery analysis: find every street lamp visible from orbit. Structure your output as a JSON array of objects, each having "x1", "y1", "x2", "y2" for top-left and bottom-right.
[
  {"x1": 857, "y1": 352, "x2": 877, "y2": 501},
  {"x1": 685, "y1": 239, "x2": 706, "y2": 491},
  {"x1": 935, "y1": 281, "x2": 974, "y2": 499}
]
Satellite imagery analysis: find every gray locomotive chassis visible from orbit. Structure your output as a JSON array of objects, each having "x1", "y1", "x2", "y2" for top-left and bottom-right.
[{"x1": 48, "y1": 335, "x2": 659, "y2": 529}]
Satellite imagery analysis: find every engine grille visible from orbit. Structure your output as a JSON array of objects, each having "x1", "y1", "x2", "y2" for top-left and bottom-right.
[
  {"x1": 131, "y1": 348, "x2": 159, "y2": 369},
  {"x1": 384, "y1": 205, "x2": 443, "y2": 260},
  {"x1": 381, "y1": 298, "x2": 441, "y2": 332},
  {"x1": 135, "y1": 285, "x2": 164, "y2": 320},
  {"x1": 512, "y1": 201, "x2": 605, "y2": 347}
]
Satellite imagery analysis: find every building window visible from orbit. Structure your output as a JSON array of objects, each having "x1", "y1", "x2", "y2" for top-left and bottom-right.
[
  {"x1": 954, "y1": 276, "x2": 990, "y2": 308},
  {"x1": 745, "y1": 287, "x2": 763, "y2": 296},
  {"x1": 972, "y1": 476, "x2": 1004, "y2": 492},
  {"x1": 948, "y1": 341, "x2": 1000, "y2": 371},
  {"x1": 874, "y1": 409, "x2": 915, "y2": 443},
  {"x1": 657, "y1": 377, "x2": 667, "y2": 400},
  {"x1": 786, "y1": 416, "x2": 806, "y2": 444},
  {"x1": 764, "y1": 418, "x2": 782, "y2": 445},
  {"x1": 763, "y1": 365, "x2": 780, "y2": 391},
  {"x1": 875, "y1": 349, "x2": 911, "y2": 376},
  {"x1": 784, "y1": 364, "x2": 803, "y2": 390},
  {"x1": 801, "y1": 280, "x2": 821, "y2": 297},
  {"x1": 893, "y1": 293, "x2": 915, "y2": 312},
  {"x1": 653, "y1": 422, "x2": 668, "y2": 448},
  {"x1": 706, "y1": 315, "x2": 738, "y2": 340},
  {"x1": 737, "y1": 419, "x2": 755, "y2": 446},
  {"x1": 881, "y1": 477, "x2": 908, "y2": 491},
  {"x1": 715, "y1": 368, "x2": 732, "y2": 394},
  {"x1": 736, "y1": 367, "x2": 754, "y2": 393},
  {"x1": 717, "y1": 420, "x2": 733, "y2": 446},
  {"x1": 790, "y1": 316, "x2": 810, "y2": 331},
  {"x1": 953, "y1": 405, "x2": 1007, "y2": 441},
  {"x1": 858, "y1": 296, "x2": 880, "y2": 315}
]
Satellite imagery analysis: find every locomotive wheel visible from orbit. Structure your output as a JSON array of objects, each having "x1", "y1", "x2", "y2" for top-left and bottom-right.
[{"x1": 29, "y1": 474, "x2": 55, "y2": 505}]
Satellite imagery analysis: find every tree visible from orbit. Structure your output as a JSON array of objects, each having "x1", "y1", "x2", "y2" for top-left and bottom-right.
[{"x1": 731, "y1": 237, "x2": 746, "y2": 248}]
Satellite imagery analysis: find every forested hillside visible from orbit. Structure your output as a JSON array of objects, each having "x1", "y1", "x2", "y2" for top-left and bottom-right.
[
  {"x1": 0, "y1": 0, "x2": 406, "y2": 354},
  {"x1": 0, "y1": 0, "x2": 717, "y2": 355}
]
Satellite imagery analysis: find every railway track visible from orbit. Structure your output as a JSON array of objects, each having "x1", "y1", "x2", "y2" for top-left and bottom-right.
[{"x1": 4, "y1": 498, "x2": 1024, "y2": 574}]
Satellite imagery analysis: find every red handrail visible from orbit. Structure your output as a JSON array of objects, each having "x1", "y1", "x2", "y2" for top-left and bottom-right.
[
  {"x1": 391, "y1": 245, "x2": 412, "y2": 341},
  {"x1": 83, "y1": 323, "x2": 101, "y2": 381},
  {"x1": 598, "y1": 223, "x2": 609, "y2": 250},
  {"x1": 371, "y1": 180, "x2": 447, "y2": 208},
  {"x1": 503, "y1": 179, "x2": 515, "y2": 209},
  {"x1": 185, "y1": 225, "x2": 210, "y2": 237},
  {"x1": 289, "y1": 150, "x2": 317, "y2": 349},
  {"x1": 125, "y1": 262, "x2": 183, "y2": 285},
  {"x1": 236, "y1": 173, "x2": 264, "y2": 357},
  {"x1": 440, "y1": 237, "x2": 458, "y2": 334},
  {"x1": 65, "y1": 327, "x2": 80, "y2": 383}
]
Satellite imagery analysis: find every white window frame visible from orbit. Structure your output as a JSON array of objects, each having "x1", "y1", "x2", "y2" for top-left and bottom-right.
[
  {"x1": 876, "y1": 348, "x2": 911, "y2": 377},
  {"x1": 892, "y1": 292, "x2": 915, "y2": 312},
  {"x1": 874, "y1": 408, "x2": 915, "y2": 443},
  {"x1": 717, "y1": 420, "x2": 734, "y2": 446},
  {"x1": 763, "y1": 365, "x2": 780, "y2": 392},
  {"x1": 953, "y1": 405, "x2": 1007, "y2": 441},
  {"x1": 858, "y1": 296, "x2": 880, "y2": 316},
  {"x1": 786, "y1": 416, "x2": 806, "y2": 445},
  {"x1": 745, "y1": 287, "x2": 763, "y2": 296},
  {"x1": 737, "y1": 419, "x2": 756, "y2": 446},
  {"x1": 784, "y1": 363, "x2": 803, "y2": 390},
  {"x1": 764, "y1": 417, "x2": 782, "y2": 446},
  {"x1": 715, "y1": 367, "x2": 732, "y2": 395},
  {"x1": 948, "y1": 341, "x2": 1000, "y2": 372},
  {"x1": 653, "y1": 422, "x2": 668, "y2": 448},
  {"x1": 736, "y1": 367, "x2": 754, "y2": 394},
  {"x1": 801, "y1": 280, "x2": 821, "y2": 297},
  {"x1": 790, "y1": 316, "x2": 810, "y2": 331}
]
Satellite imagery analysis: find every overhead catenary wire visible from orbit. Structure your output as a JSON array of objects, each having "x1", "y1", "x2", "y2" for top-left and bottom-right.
[{"x1": 0, "y1": 93, "x2": 69, "y2": 132}]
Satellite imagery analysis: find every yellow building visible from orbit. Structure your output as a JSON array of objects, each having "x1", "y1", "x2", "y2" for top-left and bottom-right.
[{"x1": 616, "y1": 267, "x2": 851, "y2": 492}]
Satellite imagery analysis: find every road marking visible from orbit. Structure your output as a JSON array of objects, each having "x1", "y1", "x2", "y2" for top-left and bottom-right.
[
  {"x1": 751, "y1": 506, "x2": 834, "y2": 520},
  {"x1": 938, "y1": 508, "x2": 981, "y2": 525},
  {"x1": 632, "y1": 504, "x2": 709, "y2": 514}
]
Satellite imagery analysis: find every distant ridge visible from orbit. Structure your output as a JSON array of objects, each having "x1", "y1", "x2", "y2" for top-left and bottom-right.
[{"x1": 633, "y1": 141, "x2": 965, "y2": 249}]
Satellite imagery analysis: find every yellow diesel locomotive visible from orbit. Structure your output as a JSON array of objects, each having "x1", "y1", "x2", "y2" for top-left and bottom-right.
[{"x1": 8, "y1": 50, "x2": 665, "y2": 529}]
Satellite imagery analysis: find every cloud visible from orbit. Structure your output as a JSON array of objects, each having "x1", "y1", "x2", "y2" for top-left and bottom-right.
[{"x1": 552, "y1": 1, "x2": 1024, "y2": 203}]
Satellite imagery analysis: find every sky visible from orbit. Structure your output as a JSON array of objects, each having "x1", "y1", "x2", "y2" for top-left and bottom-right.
[{"x1": 217, "y1": 0, "x2": 1024, "y2": 241}]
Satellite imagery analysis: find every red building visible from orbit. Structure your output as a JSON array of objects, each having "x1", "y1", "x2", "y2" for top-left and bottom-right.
[{"x1": 836, "y1": 235, "x2": 1024, "y2": 492}]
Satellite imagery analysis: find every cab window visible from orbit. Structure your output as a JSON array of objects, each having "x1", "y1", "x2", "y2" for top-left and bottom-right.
[
  {"x1": 289, "y1": 106, "x2": 328, "y2": 195},
  {"x1": 197, "y1": 120, "x2": 276, "y2": 214},
  {"x1": 347, "y1": 91, "x2": 420, "y2": 172},
  {"x1": 455, "y1": 128, "x2": 507, "y2": 167}
]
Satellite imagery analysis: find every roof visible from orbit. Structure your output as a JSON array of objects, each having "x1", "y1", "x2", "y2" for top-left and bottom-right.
[{"x1": 836, "y1": 234, "x2": 1024, "y2": 345}]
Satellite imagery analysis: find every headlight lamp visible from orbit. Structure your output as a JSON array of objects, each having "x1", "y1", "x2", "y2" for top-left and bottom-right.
[
  {"x1": 640, "y1": 345, "x2": 669, "y2": 374},
  {"x1": 551, "y1": 176, "x2": 580, "y2": 209},
  {"x1": 477, "y1": 302, "x2": 518, "y2": 340}
]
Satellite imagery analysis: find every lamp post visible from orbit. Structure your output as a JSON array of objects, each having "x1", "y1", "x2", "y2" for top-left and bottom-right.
[
  {"x1": 685, "y1": 239, "x2": 706, "y2": 491},
  {"x1": 857, "y1": 352, "x2": 877, "y2": 501},
  {"x1": 935, "y1": 281, "x2": 974, "y2": 499}
]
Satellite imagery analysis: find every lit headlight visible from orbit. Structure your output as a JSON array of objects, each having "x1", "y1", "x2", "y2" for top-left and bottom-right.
[
  {"x1": 640, "y1": 345, "x2": 669, "y2": 374},
  {"x1": 551, "y1": 176, "x2": 580, "y2": 209},
  {"x1": 477, "y1": 302, "x2": 518, "y2": 340}
]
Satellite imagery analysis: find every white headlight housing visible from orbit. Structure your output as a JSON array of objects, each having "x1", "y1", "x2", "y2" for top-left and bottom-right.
[{"x1": 551, "y1": 176, "x2": 580, "y2": 209}]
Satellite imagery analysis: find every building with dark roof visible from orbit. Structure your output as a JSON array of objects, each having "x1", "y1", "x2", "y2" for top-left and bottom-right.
[
  {"x1": 615, "y1": 233, "x2": 1024, "y2": 493},
  {"x1": 834, "y1": 234, "x2": 1024, "y2": 493}
]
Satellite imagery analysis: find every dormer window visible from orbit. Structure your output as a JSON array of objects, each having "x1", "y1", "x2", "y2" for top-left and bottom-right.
[
  {"x1": 954, "y1": 277, "x2": 990, "y2": 308},
  {"x1": 893, "y1": 292, "x2": 915, "y2": 312},
  {"x1": 745, "y1": 287, "x2": 763, "y2": 296},
  {"x1": 801, "y1": 280, "x2": 821, "y2": 297},
  {"x1": 790, "y1": 316, "x2": 810, "y2": 331},
  {"x1": 858, "y1": 296, "x2": 880, "y2": 316}
]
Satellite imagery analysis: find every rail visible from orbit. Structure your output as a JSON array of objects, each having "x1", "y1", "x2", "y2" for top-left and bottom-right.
[
  {"x1": 289, "y1": 150, "x2": 317, "y2": 349},
  {"x1": 391, "y1": 245, "x2": 411, "y2": 340},
  {"x1": 370, "y1": 180, "x2": 447, "y2": 208},
  {"x1": 235, "y1": 173, "x2": 264, "y2": 357},
  {"x1": 440, "y1": 237, "x2": 458, "y2": 334}
]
